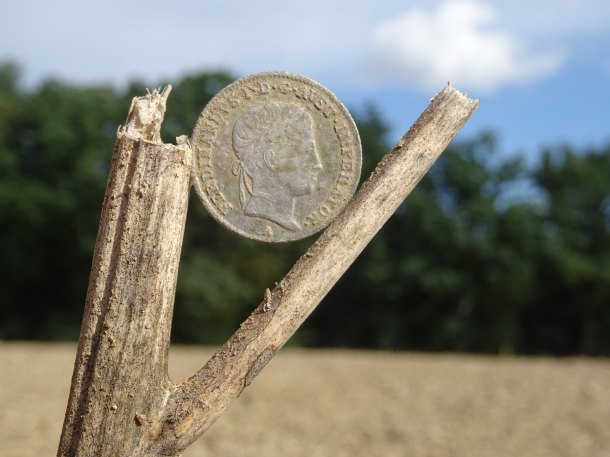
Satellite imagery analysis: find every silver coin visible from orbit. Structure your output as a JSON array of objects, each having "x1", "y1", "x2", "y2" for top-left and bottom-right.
[{"x1": 191, "y1": 71, "x2": 362, "y2": 242}]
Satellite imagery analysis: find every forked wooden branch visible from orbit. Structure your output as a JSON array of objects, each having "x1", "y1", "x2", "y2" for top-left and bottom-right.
[{"x1": 58, "y1": 84, "x2": 478, "y2": 457}]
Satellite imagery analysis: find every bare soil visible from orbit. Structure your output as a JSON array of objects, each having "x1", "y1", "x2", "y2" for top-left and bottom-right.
[{"x1": 1, "y1": 342, "x2": 609, "y2": 457}]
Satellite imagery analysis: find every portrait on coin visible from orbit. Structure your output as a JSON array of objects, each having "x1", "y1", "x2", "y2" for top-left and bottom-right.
[{"x1": 231, "y1": 102, "x2": 323, "y2": 231}]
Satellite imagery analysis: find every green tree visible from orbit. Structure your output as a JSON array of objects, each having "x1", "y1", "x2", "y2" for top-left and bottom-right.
[
  {"x1": 525, "y1": 146, "x2": 610, "y2": 354},
  {"x1": 0, "y1": 65, "x2": 122, "y2": 338},
  {"x1": 308, "y1": 131, "x2": 546, "y2": 353},
  {"x1": 2, "y1": 62, "x2": 609, "y2": 355}
]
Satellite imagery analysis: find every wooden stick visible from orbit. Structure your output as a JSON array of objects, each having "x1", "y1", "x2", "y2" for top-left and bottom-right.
[
  {"x1": 57, "y1": 86, "x2": 192, "y2": 457},
  {"x1": 58, "y1": 83, "x2": 477, "y2": 457},
  {"x1": 151, "y1": 84, "x2": 478, "y2": 455}
]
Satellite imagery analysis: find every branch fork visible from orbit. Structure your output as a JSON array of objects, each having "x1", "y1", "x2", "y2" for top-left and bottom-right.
[{"x1": 58, "y1": 84, "x2": 478, "y2": 457}]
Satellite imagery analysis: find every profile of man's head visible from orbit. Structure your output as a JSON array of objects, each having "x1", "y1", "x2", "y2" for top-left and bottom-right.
[{"x1": 231, "y1": 102, "x2": 322, "y2": 231}]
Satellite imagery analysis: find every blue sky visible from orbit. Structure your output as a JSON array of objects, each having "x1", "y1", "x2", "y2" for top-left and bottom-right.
[{"x1": 2, "y1": 0, "x2": 610, "y2": 161}]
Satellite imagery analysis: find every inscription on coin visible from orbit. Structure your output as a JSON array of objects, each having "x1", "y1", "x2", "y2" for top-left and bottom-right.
[{"x1": 191, "y1": 71, "x2": 362, "y2": 242}]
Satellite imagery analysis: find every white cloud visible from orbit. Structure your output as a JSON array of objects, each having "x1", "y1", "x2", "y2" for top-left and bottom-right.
[
  {"x1": 367, "y1": 0, "x2": 566, "y2": 92},
  {"x1": 2, "y1": 0, "x2": 605, "y2": 94}
]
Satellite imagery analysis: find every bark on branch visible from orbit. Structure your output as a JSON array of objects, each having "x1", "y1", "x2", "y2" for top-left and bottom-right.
[
  {"x1": 151, "y1": 84, "x2": 478, "y2": 455},
  {"x1": 57, "y1": 86, "x2": 192, "y2": 457},
  {"x1": 58, "y1": 84, "x2": 478, "y2": 457}
]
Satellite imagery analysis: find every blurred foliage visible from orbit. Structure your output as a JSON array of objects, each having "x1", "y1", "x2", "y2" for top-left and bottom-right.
[{"x1": 1, "y1": 61, "x2": 609, "y2": 355}]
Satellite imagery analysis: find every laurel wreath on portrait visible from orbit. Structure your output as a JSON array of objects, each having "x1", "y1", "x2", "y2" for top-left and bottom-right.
[{"x1": 231, "y1": 160, "x2": 254, "y2": 210}]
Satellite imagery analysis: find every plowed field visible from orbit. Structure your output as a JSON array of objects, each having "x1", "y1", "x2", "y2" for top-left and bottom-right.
[{"x1": 2, "y1": 342, "x2": 609, "y2": 457}]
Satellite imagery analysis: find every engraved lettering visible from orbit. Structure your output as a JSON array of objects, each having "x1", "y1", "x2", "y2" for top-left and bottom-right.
[
  {"x1": 200, "y1": 138, "x2": 213, "y2": 150},
  {"x1": 243, "y1": 87, "x2": 254, "y2": 99},
  {"x1": 342, "y1": 142, "x2": 353, "y2": 158},
  {"x1": 293, "y1": 84, "x2": 312, "y2": 101},
  {"x1": 326, "y1": 188, "x2": 343, "y2": 209},
  {"x1": 334, "y1": 122, "x2": 348, "y2": 135},
  {"x1": 337, "y1": 172, "x2": 351, "y2": 186},
  {"x1": 313, "y1": 97, "x2": 328, "y2": 111},
  {"x1": 205, "y1": 181, "x2": 233, "y2": 215},
  {"x1": 200, "y1": 166, "x2": 213, "y2": 181},
  {"x1": 258, "y1": 82, "x2": 272, "y2": 94},
  {"x1": 208, "y1": 112, "x2": 225, "y2": 127},
  {"x1": 200, "y1": 120, "x2": 218, "y2": 138},
  {"x1": 228, "y1": 97, "x2": 240, "y2": 108},
  {"x1": 341, "y1": 157, "x2": 353, "y2": 172},
  {"x1": 303, "y1": 212, "x2": 320, "y2": 227},
  {"x1": 277, "y1": 81, "x2": 292, "y2": 94},
  {"x1": 323, "y1": 107, "x2": 336, "y2": 118}
]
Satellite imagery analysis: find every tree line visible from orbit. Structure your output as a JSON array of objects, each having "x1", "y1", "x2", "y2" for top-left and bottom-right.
[{"x1": 1, "y1": 62, "x2": 609, "y2": 355}]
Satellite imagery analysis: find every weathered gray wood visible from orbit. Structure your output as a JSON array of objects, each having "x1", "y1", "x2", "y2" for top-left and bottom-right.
[
  {"x1": 57, "y1": 87, "x2": 192, "y2": 457},
  {"x1": 58, "y1": 83, "x2": 477, "y2": 457}
]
